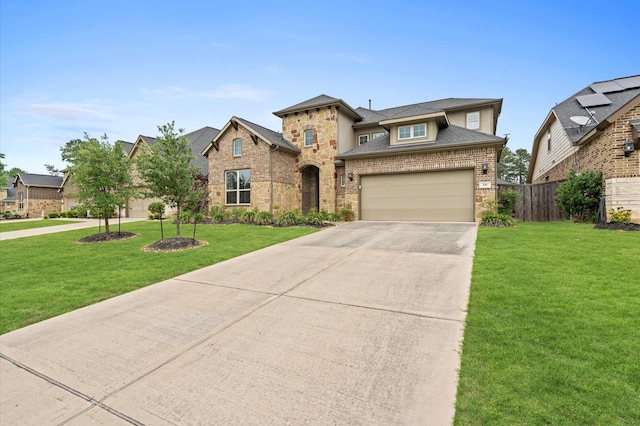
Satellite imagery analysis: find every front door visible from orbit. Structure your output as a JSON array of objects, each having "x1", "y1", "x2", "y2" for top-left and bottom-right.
[{"x1": 301, "y1": 166, "x2": 320, "y2": 215}]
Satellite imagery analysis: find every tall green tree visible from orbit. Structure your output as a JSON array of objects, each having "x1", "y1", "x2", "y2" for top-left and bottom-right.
[
  {"x1": 498, "y1": 147, "x2": 531, "y2": 184},
  {"x1": 135, "y1": 122, "x2": 201, "y2": 237},
  {"x1": 61, "y1": 133, "x2": 135, "y2": 233}
]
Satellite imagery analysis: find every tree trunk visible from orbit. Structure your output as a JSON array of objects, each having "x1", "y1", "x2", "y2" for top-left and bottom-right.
[{"x1": 104, "y1": 213, "x2": 110, "y2": 233}]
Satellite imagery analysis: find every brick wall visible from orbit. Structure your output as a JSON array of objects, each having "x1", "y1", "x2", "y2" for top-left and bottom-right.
[{"x1": 341, "y1": 146, "x2": 498, "y2": 220}]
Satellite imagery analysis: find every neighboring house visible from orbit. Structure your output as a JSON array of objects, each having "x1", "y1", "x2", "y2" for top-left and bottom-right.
[
  {"x1": 204, "y1": 95, "x2": 506, "y2": 222},
  {"x1": 60, "y1": 140, "x2": 135, "y2": 215},
  {"x1": 1, "y1": 186, "x2": 17, "y2": 214},
  {"x1": 11, "y1": 173, "x2": 63, "y2": 217},
  {"x1": 128, "y1": 127, "x2": 220, "y2": 218},
  {"x1": 528, "y1": 75, "x2": 640, "y2": 222}
]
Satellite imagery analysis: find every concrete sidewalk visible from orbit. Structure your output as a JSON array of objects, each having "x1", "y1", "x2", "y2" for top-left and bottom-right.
[
  {"x1": 0, "y1": 221, "x2": 478, "y2": 425},
  {"x1": 0, "y1": 218, "x2": 146, "y2": 241}
]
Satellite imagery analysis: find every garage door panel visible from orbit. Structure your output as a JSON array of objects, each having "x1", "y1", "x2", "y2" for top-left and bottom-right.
[{"x1": 361, "y1": 170, "x2": 474, "y2": 222}]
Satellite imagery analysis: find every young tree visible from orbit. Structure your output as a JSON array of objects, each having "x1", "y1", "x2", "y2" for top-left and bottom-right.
[
  {"x1": 555, "y1": 170, "x2": 602, "y2": 222},
  {"x1": 61, "y1": 133, "x2": 135, "y2": 233},
  {"x1": 44, "y1": 163, "x2": 62, "y2": 176},
  {"x1": 498, "y1": 147, "x2": 531, "y2": 184},
  {"x1": 135, "y1": 122, "x2": 201, "y2": 238}
]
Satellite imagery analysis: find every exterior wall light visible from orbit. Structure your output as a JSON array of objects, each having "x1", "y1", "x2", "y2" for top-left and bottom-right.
[
  {"x1": 482, "y1": 163, "x2": 488, "y2": 174},
  {"x1": 348, "y1": 172, "x2": 354, "y2": 181},
  {"x1": 623, "y1": 140, "x2": 635, "y2": 157}
]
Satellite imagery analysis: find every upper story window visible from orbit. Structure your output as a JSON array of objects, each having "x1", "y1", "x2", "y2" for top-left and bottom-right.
[
  {"x1": 547, "y1": 128, "x2": 552, "y2": 152},
  {"x1": 466, "y1": 111, "x2": 480, "y2": 129},
  {"x1": 398, "y1": 123, "x2": 426, "y2": 140},
  {"x1": 304, "y1": 129, "x2": 314, "y2": 147},
  {"x1": 18, "y1": 192, "x2": 24, "y2": 210},
  {"x1": 233, "y1": 138, "x2": 242, "y2": 157},
  {"x1": 372, "y1": 132, "x2": 385, "y2": 140},
  {"x1": 358, "y1": 134, "x2": 369, "y2": 145}
]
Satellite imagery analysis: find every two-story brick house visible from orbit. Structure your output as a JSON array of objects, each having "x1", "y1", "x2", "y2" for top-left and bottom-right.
[
  {"x1": 528, "y1": 75, "x2": 640, "y2": 222},
  {"x1": 204, "y1": 94, "x2": 505, "y2": 222},
  {"x1": 11, "y1": 173, "x2": 63, "y2": 218}
]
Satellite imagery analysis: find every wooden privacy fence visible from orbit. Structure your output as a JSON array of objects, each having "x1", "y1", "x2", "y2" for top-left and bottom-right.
[{"x1": 497, "y1": 181, "x2": 565, "y2": 222}]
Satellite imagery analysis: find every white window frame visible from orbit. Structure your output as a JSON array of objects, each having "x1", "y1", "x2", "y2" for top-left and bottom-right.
[
  {"x1": 372, "y1": 132, "x2": 384, "y2": 140},
  {"x1": 233, "y1": 138, "x2": 242, "y2": 157},
  {"x1": 398, "y1": 123, "x2": 427, "y2": 140},
  {"x1": 358, "y1": 134, "x2": 369, "y2": 145},
  {"x1": 18, "y1": 192, "x2": 24, "y2": 210},
  {"x1": 225, "y1": 169, "x2": 251, "y2": 205},
  {"x1": 304, "y1": 129, "x2": 314, "y2": 147},
  {"x1": 340, "y1": 174, "x2": 346, "y2": 187},
  {"x1": 547, "y1": 128, "x2": 552, "y2": 152},
  {"x1": 466, "y1": 111, "x2": 480, "y2": 130}
]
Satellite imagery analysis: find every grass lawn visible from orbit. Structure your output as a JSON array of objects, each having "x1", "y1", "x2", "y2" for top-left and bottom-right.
[
  {"x1": 0, "y1": 219, "x2": 78, "y2": 232},
  {"x1": 454, "y1": 222, "x2": 640, "y2": 425},
  {"x1": 0, "y1": 221, "x2": 317, "y2": 334}
]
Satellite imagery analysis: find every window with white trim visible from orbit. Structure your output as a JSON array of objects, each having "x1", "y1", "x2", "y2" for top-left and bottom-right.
[
  {"x1": 233, "y1": 138, "x2": 242, "y2": 157},
  {"x1": 18, "y1": 192, "x2": 24, "y2": 210},
  {"x1": 547, "y1": 128, "x2": 552, "y2": 152},
  {"x1": 304, "y1": 129, "x2": 314, "y2": 147},
  {"x1": 226, "y1": 169, "x2": 251, "y2": 204},
  {"x1": 340, "y1": 174, "x2": 346, "y2": 187},
  {"x1": 372, "y1": 132, "x2": 384, "y2": 140},
  {"x1": 466, "y1": 111, "x2": 480, "y2": 129},
  {"x1": 398, "y1": 123, "x2": 426, "y2": 140},
  {"x1": 358, "y1": 134, "x2": 369, "y2": 145}
]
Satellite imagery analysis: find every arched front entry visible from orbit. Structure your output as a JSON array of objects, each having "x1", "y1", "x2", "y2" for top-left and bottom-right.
[{"x1": 301, "y1": 165, "x2": 320, "y2": 215}]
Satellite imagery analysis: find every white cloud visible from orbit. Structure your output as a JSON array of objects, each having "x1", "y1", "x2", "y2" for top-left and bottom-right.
[
  {"x1": 140, "y1": 84, "x2": 269, "y2": 102},
  {"x1": 18, "y1": 102, "x2": 110, "y2": 121}
]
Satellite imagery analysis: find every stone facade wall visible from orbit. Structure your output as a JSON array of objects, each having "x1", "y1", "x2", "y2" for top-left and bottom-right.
[
  {"x1": 531, "y1": 103, "x2": 639, "y2": 221},
  {"x1": 207, "y1": 124, "x2": 298, "y2": 213},
  {"x1": 341, "y1": 146, "x2": 498, "y2": 220},
  {"x1": 281, "y1": 106, "x2": 340, "y2": 212},
  {"x1": 14, "y1": 182, "x2": 62, "y2": 217}
]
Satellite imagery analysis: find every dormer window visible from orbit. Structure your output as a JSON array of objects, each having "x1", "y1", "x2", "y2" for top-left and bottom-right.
[
  {"x1": 466, "y1": 112, "x2": 480, "y2": 129},
  {"x1": 358, "y1": 134, "x2": 369, "y2": 145},
  {"x1": 233, "y1": 138, "x2": 242, "y2": 157},
  {"x1": 398, "y1": 123, "x2": 426, "y2": 140},
  {"x1": 372, "y1": 132, "x2": 385, "y2": 140}
]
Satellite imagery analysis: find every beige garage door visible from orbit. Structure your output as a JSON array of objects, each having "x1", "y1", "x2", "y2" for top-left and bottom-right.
[
  {"x1": 127, "y1": 197, "x2": 155, "y2": 218},
  {"x1": 360, "y1": 170, "x2": 475, "y2": 222}
]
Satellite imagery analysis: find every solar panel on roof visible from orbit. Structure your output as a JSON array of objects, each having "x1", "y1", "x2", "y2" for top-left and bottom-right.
[
  {"x1": 590, "y1": 81, "x2": 625, "y2": 93},
  {"x1": 576, "y1": 93, "x2": 612, "y2": 108},
  {"x1": 615, "y1": 76, "x2": 640, "y2": 89}
]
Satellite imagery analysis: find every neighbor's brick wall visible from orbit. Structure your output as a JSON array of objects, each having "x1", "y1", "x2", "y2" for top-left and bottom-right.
[
  {"x1": 532, "y1": 103, "x2": 640, "y2": 221},
  {"x1": 207, "y1": 124, "x2": 297, "y2": 213},
  {"x1": 282, "y1": 106, "x2": 340, "y2": 212},
  {"x1": 341, "y1": 146, "x2": 499, "y2": 220}
]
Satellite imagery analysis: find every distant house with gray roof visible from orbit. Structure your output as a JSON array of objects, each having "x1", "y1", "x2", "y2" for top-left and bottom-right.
[
  {"x1": 10, "y1": 173, "x2": 63, "y2": 217},
  {"x1": 528, "y1": 75, "x2": 640, "y2": 222},
  {"x1": 204, "y1": 94, "x2": 506, "y2": 222}
]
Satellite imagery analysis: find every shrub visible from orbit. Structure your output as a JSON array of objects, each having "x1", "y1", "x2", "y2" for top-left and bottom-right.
[
  {"x1": 210, "y1": 205, "x2": 227, "y2": 222},
  {"x1": 66, "y1": 210, "x2": 79, "y2": 218},
  {"x1": 148, "y1": 202, "x2": 165, "y2": 218},
  {"x1": 306, "y1": 209, "x2": 325, "y2": 225},
  {"x1": 340, "y1": 207, "x2": 355, "y2": 222},
  {"x1": 230, "y1": 207, "x2": 245, "y2": 221},
  {"x1": 277, "y1": 210, "x2": 302, "y2": 227},
  {"x1": 3, "y1": 211, "x2": 11, "y2": 219},
  {"x1": 555, "y1": 170, "x2": 602, "y2": 222},
  {"x1": 498, "y1": 189, "x2": 520, "y2": 216},
  {"x1": 240, "y1": 210, "x2": 256, "y2": 223},
  {"x1": 328, "y1": 212, "x2": 341, "y2": 222},
  {"x1": 609, "y1": 207, "x2": 631, "y2": 224},
  {"x1": 255, "y1": 211, "x2": 274, "y2": 226},
  {"x1": 480, "y1": 211, "x2": 514, "y2": 227},
  {"x1": 47, "y1": 212, "x2": 60, "y2": 218},
  {"x1": 57, "y1": 211, "x2": 67, "y2": 218}
]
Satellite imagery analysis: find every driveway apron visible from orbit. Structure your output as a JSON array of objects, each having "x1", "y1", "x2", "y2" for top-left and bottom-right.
[{"x1": 0, "y1": 221, "x2": 478, "y2": 425}]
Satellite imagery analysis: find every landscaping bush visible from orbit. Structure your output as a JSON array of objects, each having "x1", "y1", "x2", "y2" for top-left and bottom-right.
[
  {"x1": 57, "y1": 211, "x2": 67, "y2": 218},
  {"x1": 555, "y1": 170, "x2": 602, "y2": 222},
  {"x1": 230, "y1": 207, "x2": 245, "y2": 221},
  {"x1": 47, "y1": 212, "x2": 60, "y2": 219},
  {"x1": 327, "y1": 212, "x2": 341, "y2": 222},
  {"x1": 210, "y1": 205, "x2": 227, "y2": 222},
  {"x1": 277, "y1": 210, "x2": 304, "y2": 227},
  {"x1": 148, "y1": 202, "x2": 165, "y2": 219},
  {"x1": 3, "y1": 211, "x2": 12, "y2": 219},
  {"x1": 340, "y1": 207, "x2": 355, "y2": 221},
  {"x1": 255, "y1": 211, "x2": 274, "y2": 226},
  {"x1": 306, "y1": 208, "x2": 325, "y2": 226},
  {"x1": 66, "y1": 210, "x2": 79, "y2": 218},
  {"x1": 498, "y1": 189, "x2": 520, "y2": 216},
  {"x1": 240, "y1": 210, "x2": 256, "y2": 223},
  {"x1": 480, "y1": 199, "x2": 514, "y2": 227},
  {"x1": 609, "y1": 207, "x2": 632, "y2": 224}
]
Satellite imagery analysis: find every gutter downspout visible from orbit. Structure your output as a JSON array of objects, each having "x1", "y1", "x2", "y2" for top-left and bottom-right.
[
  {"x1": 269, "y1": 145, "x2": 279, "y2": 214},
  {"x1": 26, "y1": 185, "x2": 29, "y2": 218}
]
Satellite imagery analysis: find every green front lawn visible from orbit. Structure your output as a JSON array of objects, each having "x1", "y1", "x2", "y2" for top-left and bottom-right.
[
  {"x1": 455, "y1": 222, "x2": 640, "y2": 425},
  {"x1": 0, "y1": 219, "x2": 78, "y2": 232},
  {"x1": 0, "y1": 221, "x2": 317, "y2": 334}
]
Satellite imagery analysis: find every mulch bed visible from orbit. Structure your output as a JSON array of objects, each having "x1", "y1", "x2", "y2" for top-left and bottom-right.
[
  {"x1": 77, "y1": 232, "x2": 138, "y2": 243},
  {"x1": 142, "y1": 237, "x2": 207, "y2": 252},
  {"x1": 593, "y1": 223, "x2": 640, "y2": 231}
]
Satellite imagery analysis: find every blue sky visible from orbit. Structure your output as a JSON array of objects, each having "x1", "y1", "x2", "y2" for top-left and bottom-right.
[{"x1": 1, "y1": 0, "x2": 638, "y2": 175}]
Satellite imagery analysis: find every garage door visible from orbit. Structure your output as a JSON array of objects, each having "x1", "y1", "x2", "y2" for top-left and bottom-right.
[{"x1": 360, "y1": 170, "x2": 475, "y2": 222}]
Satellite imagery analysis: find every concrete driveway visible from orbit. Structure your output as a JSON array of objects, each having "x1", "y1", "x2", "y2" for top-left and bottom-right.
[{"x1": 0, "y1": 221, "x2": 477, "y2": 425}]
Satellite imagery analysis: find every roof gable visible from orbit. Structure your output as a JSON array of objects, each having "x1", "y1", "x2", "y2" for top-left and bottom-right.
[
  {"x1": 14, "y1": 173, "x2": 63, "y2": 188},
  {"x1": 203, "y1": 117, "x2": 300, "y2": 155},
  {"x1": 273, "y1": 94, "x2": 363, "y2": 120}
]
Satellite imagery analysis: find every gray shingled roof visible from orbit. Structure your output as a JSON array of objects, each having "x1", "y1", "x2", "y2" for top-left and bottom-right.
[
  {"x1": 116, "y1": 140, "x2": 135, "y2": 155},
  {"x1": 15, "y1": 173, "x2": 63, "y2": 188},
  {"x1": 355, "y1": 98, "x2": 502, "y2": 127},
  {"x1": 184, "y1": 126, "x2": 221, "y2": 174},
  {"x1": 273, "y1": 94, "x2": 363, "y2": 119},
  {"x1": 2, "y1": 187, "x2": 16, "y2": 202},
  {"x1": 337, "y1": 125, "x2": 504, "y2": 159},
  {"x1": 552, "y1": 77, "x2": 640, "y2": 144},
  {"x1": 233, "y1": 117, "x2": 300, "y2": 153}
]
